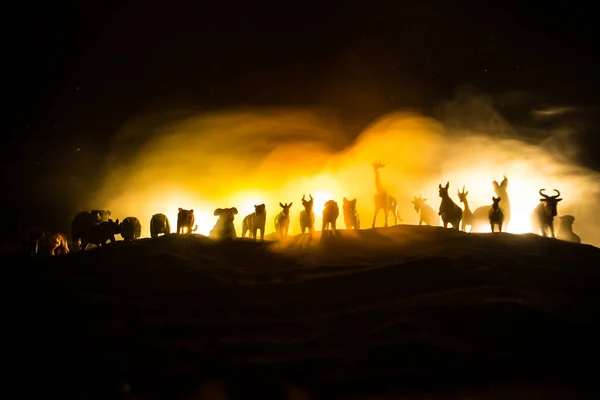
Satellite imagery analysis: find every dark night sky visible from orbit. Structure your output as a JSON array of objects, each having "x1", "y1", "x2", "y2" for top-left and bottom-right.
[{"x1": 2, "y1": 0, "x2": 599, "y2": 228}]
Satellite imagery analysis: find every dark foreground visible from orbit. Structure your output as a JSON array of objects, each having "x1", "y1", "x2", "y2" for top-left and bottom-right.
[{"x1": 4, "y1": 225, "x2": 600, "y2": 399}]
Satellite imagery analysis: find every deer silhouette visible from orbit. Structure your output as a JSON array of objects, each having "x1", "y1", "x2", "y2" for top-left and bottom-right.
[
  {"x1": 411, "y1": 195, "x2": 438, "y2": 226},
  {"x1": 275, "y1": 202, "x2": 293, "y2": 239},
  {"x1": 457, "y1": 186, "x2": 474, "y2": 232},
  {"x1": 489, "y1": 197, "x2": 505, "y2": 233},
  {"x1": 438, "y1": 182, "x2": 463, "y2": 229},
  {"x1": 299, "y1": 194, "x2": 315, "y2": 234},
  {"x1": 532, "y1": 189, "x2": 562, "y2": 238},
  {"x1": 472, "y1": 175, "x2": 510, "y2": 231},
  {"x1": 372, "y1": 161, "x2": 400, "y2": 228}
]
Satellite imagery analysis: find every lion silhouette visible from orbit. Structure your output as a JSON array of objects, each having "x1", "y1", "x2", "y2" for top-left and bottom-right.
[
  {"x1": 242, "y1": 204, "x2": 266, "y2": 241},
  {"x1": 177, "y1": 208, "x2": 198, "y2": 234}
]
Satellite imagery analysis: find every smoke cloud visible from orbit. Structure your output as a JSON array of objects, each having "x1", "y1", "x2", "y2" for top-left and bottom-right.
[{"x1": 91, "y1": 96, "x2": 600, "y2": 247}]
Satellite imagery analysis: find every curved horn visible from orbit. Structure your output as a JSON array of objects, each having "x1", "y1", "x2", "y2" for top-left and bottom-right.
[
  {"x1": 553, "y1": 189, "x2": 560, "y2": 198},
  {"x1": 539, "y1": 189, "x2": 549, "y2": 198}
]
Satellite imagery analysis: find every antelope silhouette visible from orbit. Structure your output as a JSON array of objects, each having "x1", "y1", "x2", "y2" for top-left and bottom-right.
[{"x1": 438, "y1": 182, "x2": 462, "y2": 229}]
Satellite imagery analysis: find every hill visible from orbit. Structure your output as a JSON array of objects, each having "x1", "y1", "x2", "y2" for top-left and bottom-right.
[{"x1": 4, "y1": 225, "x2": 600, "y2": 399}]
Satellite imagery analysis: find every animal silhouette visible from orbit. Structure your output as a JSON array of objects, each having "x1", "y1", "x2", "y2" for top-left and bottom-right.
[
  {"x1": 438, "y1": 182, "x2": 463, "y2": 229},
  {"x1": 322, "y1": 200, "x2": 340, "y2": 234},
  {"x1": 531, "y1": 189, "x2": 562, "y2": 238},
  {"x1": 274, "y1": 202, "x2": 293, "y2": 239},
  {"x1": 210, "y1": 208, "x2": 238, "y2": 240},
  {"x1": 121, "y1": 217, "x2": 142, "y2": 241},
  {"x1": 91, "y1": 209, "x2": 112, "y2": 223},
  {"x1": 472, "y1": 176, "x2": 510, "y2": 230},
  {"x1": 343, "y1": 197, "x2": 360, "y2": 230},
  {"x1": 242, "y1": 204, "x2": 266, "y2": 241},
  {"x1": 38, "y1": 232, "x2": 69, "y2": 256},
  {"x1": 457, "y1": 186, "x2": 474, "y2": 232},
  {"x1": 150, "y1": 213, "x2": 170, "y2": 238},
  {"x1": 80, "y1": 219, "x2": 121, "y2": 250},
  {"x1": 177, "y1": 208, "x2": 198, "y2": 234},
  {"x1": 489, "y1": 197, "x2": 505, "y2": 233},
  {"x1": 411, "y1": 195, "x2": 438, "y2": 226},
  {"x1": 557, "y1": 215, "x2": 581, "y2": 243},
  {"x1": 372, "y1": 162, "x2": 400, "y2": 228},
  {"x1": 70, "y1": 209, "x2": 112, "y2": 250},
  {"x1": 299, "y1": 194, "x2": 315, "y2": 234}
]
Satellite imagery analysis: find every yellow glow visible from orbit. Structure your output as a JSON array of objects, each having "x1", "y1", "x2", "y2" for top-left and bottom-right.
[
  {"x1": 93, "y1": 109, "x2": 600, "y2": 247},
  {"x1": 129, "y1": 188, "x2": 215, "y2": 236}
]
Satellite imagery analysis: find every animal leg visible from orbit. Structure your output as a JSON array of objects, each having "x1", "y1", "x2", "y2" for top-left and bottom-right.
[
  {"x1": 383, "y1": 207, "x2": 389, "y2": 227},
  {"x1": 372, "y1": 208, "x2": 380, "y2": 228},
  {"x1": 499, "y1": 223, "x2": 503, "y2": 233}
]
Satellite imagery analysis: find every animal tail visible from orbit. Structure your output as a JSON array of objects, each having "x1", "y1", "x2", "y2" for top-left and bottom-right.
[{"x1": 192, "y1": 224, "x2": 198, "y2": 232}]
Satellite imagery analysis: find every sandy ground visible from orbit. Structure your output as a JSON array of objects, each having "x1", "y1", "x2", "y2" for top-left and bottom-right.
[{"x1": 3, "y1": 225, "x2": 600, "y2": 399}]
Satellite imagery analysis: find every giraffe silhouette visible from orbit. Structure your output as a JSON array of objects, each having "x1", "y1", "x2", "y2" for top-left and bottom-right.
[{"x1": 372, "y1": 161, "x2": 399, "y2": 228}]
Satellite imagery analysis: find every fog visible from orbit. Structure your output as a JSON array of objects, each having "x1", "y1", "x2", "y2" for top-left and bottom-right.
[{"x1": 92, "y1": 98, "x2": 600, "y2": 247}]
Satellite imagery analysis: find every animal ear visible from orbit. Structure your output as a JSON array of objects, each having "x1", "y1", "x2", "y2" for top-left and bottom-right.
[
  {"x1": 289, "y1": 202, "x2": 293, "y2": 207},
  {"x1": 557, "y1": 198, "x2": 563, "y2": 202},
  {"x1": 214, "y1": 208, "x2": 222, "y2": 216},
  {"x1": 438, "y1": 184, "x2": 442, "y2": 189},
  {"x1": 231, "y1": 207, "x2": 238, "y2": 214},
  {"x1": 115, "y1": 218, "x2": 119, "y2": 224},
  {"x1": 279, "y1": 202, "x2": 284, "y2": 208},
  {"x1": 178, "y1": 208, "x2": 183, "y2": 211},
  {"x1": 466, "y1": 191, "x2": 468, "y2": 195},
  {"x1": 107, "y1": 210, "x2": 112, "y2": 216},
  {"x1": 493, "y1": 181, "x2": 499, "y2": 188},
  {"x1": 343, "y1": 197, "x2": 348, "y2": 202},
  {"x1": 445, "y1": 182, "x2": 449, "y2": 189},
  {"x1": 190, "y1": 209, "x2": 194, "y2": 213},
  {"x1": 423, "y1": 198, "x2": 427, "y2": 202},
  {"x1": 351, "y1": 199, "x2": 356, "y2": 205},
  {"x1": 540, "y1": 198, "x2": 547, "y2": 202}
]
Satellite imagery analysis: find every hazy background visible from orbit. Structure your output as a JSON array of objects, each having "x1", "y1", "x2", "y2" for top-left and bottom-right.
[
  {"x1": 91, "y1": 89, "x2": 600, "y2": 246},
  {"x1": 2, "y1": 1, "x2": 599, "y2": 247}
]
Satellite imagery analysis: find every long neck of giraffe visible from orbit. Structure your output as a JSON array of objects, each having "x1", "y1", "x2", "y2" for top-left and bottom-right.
[
  {"x1": 463, "y1": 197, "x2": 470, "y2": 212},
  {"x1": 374, "y1": 170, "x2": 385, "y2": 194}
]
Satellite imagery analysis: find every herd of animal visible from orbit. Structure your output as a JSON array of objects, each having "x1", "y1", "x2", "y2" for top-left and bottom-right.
[{"x1": 25, "y1": 162, "x2": 583, "y2": 258}]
